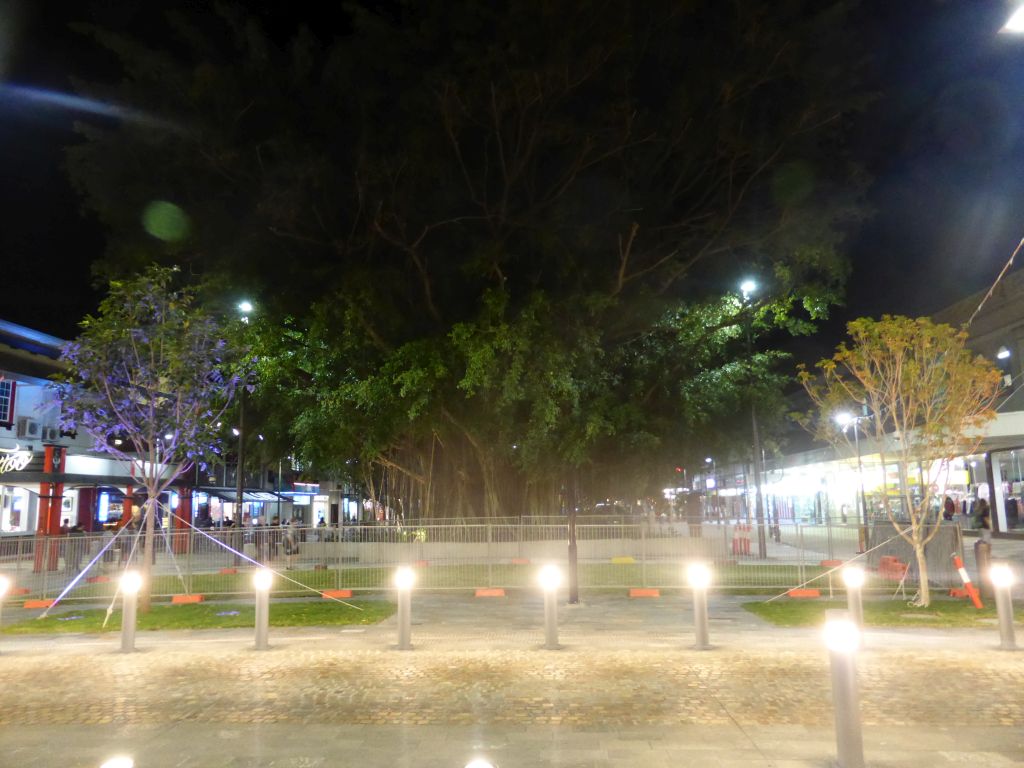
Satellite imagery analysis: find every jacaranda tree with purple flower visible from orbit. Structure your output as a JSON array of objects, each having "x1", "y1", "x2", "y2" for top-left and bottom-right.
[{"x1": 54, "y1": 266, "x2": 253, "y2": 610}]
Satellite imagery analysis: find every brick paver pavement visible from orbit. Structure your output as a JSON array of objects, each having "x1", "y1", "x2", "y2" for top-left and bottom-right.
[{"x1": 0, "y1": 593, "x2": 1022, "y2": 766}]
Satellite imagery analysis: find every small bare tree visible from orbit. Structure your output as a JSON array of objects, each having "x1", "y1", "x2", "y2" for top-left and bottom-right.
[
  {"x1": 55, "y1": 266, "x2": 251, "y2": 611},
  {"x1": 799, "y1": 316, "x2": 1002, "y2": 606}
]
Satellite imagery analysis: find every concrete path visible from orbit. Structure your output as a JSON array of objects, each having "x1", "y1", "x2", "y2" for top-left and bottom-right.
[{"x1": 0, "y1": 593, "x2": 1022, "y2": 767}]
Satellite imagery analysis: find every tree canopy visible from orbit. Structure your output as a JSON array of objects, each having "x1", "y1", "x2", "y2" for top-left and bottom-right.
[{"x1": 65, "y1": 1, "x2": 871, "y2": 517}]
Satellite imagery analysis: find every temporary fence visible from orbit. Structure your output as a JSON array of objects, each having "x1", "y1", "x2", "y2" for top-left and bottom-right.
[{"x1": 0, "y1": 520, "x2": 966, "y2": 602}]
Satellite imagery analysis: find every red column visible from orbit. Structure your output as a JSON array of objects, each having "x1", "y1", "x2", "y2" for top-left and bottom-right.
[
  {"x1": 33, "y1": 446, "x2": 66, "y2": 572},
  {"x1": 77, "y1": 487, "x2": 97, "y2": 532},
  {"x1": 120, "y1": 486, "x2": 135, "y2": 527},
  {"x1": 173, "y1": 486, "x2": 193, "y2": 553}
]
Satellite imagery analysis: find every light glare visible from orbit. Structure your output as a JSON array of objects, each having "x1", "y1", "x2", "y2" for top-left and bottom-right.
[
  {"x1": 394, "y1": 566, "x2": 416, "y2": 590},
  {"x1": 739, "y1": 279, "x2": 757, "y2": 297},
  {"x1": 120, "y1": 571, "x2": 143, "y2": 595},
  {"x1": 823, "y1": 616, "x2": 860, "y2": 653},
  {"x1": 538, "y1": 564, "x2": 562, "y2": 591},
  {"x1": 687, "y1": 562, "x2": 712, "y2": 589},
  {"x1": 1003, "y1": 7, "x2": 1024, "y2": 33},
  {"x1": 990, "y1": 563, "x2": 1016, "y2": 589},
  {"x1": 238, "y1": 300, "x2": 254, "y2": 314},
  {"x1": 834, "y1": 411, "x2": 854, "y2": 427},
  {"x1": 100, "y1": 758, "x2": 135, "y2": 768},
  {"x1": 0, "y1": 574, "x2": 10, "y2": 597},
  {"x1": 841, "y1": 566, "x2": 866, "y2": 589},
  {"x1": 253, "y1": 569, "x2": 274, "y2": 591},
  {"x1": 465, "y1": 760, "x2": 496, "y2": 768}
]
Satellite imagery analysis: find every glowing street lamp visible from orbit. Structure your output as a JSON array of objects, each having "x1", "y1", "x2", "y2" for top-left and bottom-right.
[
  {"x1": 538, "y1": 564, "x2": 562, "y2": 650},
  {"x1": 394, "y1": 566, "x2": 416, "y2": 650},
  {"x1": 465, "y1": 760, "x2": 496, "y2": 768},
  {"x1": 1003, "y1": 6, "x2": 1024, "y2": 33},
  {"x1": 120, "y1": 571, "x2": 143, "y2": 653},
  {"x1": 687, "y1": 562, "x2": 712, "y2": 650},
  {"x1": 835, "y1": 410, "x2": 869, "y2": 552},
  {"x1": 253, "y1": 568, "x2": 273, "y2": 650},
  {"x1": 100, "y1": 757, "x2": 135, "y2": 768},
  {"x1": 823, "y1": 610, "x2": 864, "y2": 768},
  {"x1": 989, "y1": 563, "x2": 1017, "y2": 650}
]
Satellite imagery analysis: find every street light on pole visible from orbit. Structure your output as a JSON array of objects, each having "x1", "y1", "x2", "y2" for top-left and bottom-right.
[
  {"x1": 235, "y1": 300, "x2": 253, "y2": 530},
  {"x1": 739, "y1": 279, "x2": 767, "y2": 558},
  {"x1": 835, "y1": 411, "x2": 869, "y2": 552},
  {"x1": 704, "y1": 456, "x2": 716, "y2": 522}
]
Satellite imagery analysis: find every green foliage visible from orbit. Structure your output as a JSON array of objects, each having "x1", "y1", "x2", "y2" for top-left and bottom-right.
[{"x1": 65, "y1": 1, "x2": 872, "y2": 513}]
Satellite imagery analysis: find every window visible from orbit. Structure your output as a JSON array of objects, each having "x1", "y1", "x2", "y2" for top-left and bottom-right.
[{"x1": 0, "y1": 381, "x2": 14, "y2": 428}]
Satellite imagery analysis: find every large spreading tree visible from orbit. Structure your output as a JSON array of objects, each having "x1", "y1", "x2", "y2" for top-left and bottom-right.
[
  {"x1": 800, "y1": 316, "x2": 1003, "y2": 606},
  {"x1": 65, "y1": 1, "x2": 870, "y2": 517}
]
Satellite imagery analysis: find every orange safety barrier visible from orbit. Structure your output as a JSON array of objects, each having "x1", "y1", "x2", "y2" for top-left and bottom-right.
[
  {"x1": 24, "y1": 599, "x2": 55, "y2": 609},
  {"x1": 414, "y1": 560, "x2": 430, "y2": 567},
  {"x1": 511, "y1": 558, "x2": 531, "y2": 565},
  {"x1": 787, "y1": 588, "x2": 821, "y2": 599},
  {"x1": 171, "y1": 594, "x2": 204, "y2": 604},
  {"x1": 219, "y1": 568, "x2": 238, "y2": 575},
  {"x1": 952, "y1": 554, "x2": 983, "y2": 609},
  {"x1": 322, "y1": 589, "x2": 353, "y2": 599},
  {"x1": 629, "y1": 588, "x2": 660, "y2": 598},
  {"x1": 475, "y1": 588, "x2": 506, "y2": 597}
]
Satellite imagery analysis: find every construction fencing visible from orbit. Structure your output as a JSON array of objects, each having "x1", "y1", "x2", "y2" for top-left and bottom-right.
[{"x1": 0, "y1": 520, "x2": 965, "y2": 602}]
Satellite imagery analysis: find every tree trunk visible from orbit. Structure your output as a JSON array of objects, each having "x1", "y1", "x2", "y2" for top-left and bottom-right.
[
  {"x1": 140, "y1": 495, "x2": 157, "y2": 613},
  {"x1": 913, "y1": 539, "x2": 931, "y2": 607}
]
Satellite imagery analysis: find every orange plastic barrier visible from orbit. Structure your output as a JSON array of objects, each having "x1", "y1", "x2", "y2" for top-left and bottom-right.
[
  {"x1": 474, "y1": 588, "x2": 506, "y2": 597},
  {"x1": 171, "y1": 594, "x2": 204, "y2": 604},
  {"x1": 322, "y1": 589, "x2": 353, "y2": 599},
  {"x1": 629, "y1": 588, "x2": 660, "y2": 598}
]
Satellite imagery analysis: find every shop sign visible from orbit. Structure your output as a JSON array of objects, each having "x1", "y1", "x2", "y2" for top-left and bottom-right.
[{"x1": 0, "y1": 445, "x2": 33, "y2": 474}]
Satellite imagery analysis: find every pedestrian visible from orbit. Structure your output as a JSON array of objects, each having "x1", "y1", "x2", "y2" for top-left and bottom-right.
[
  {"x1": 282, "y1": 519, "x2": 299, "y2": 569},
  {"x1": 943, "y1": 496, "x2": 955, "y2": 522},
  {"x1": 976, "y1": 497, "x2": 992, "y2": 543}
]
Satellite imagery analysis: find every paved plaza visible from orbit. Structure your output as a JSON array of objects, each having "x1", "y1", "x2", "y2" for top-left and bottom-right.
[{"x1": 0, "y1": 591, "x2": 1022, "y2": 767}]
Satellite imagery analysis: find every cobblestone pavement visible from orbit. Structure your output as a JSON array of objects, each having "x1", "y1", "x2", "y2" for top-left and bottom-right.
[{"x1": 1, "y1": 594, "x2": 1022, "y2": 767}]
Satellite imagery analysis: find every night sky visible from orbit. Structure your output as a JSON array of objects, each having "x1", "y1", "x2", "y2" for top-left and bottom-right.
[{"x1": 3, "y1": 0, "x2": 1024, "y2": 349}]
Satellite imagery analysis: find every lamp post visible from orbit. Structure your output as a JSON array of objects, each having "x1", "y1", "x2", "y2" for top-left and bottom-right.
[
  {"x1": 989, "y1": 563, "x2": 1017, "y2": 651},
  {"x1": 704, "y1": 456, "x2": 716, "y2": 522},
  {"x1": 120, "y1": 571, "x2": 142, "y2": 653},
  {"x1": 253, "y1": 568, "x2": 273, "y2": 650},
  {"x1": 235, "y1": 300, "x2": 253, "y2": 528},
  {"x1": 835, "y1": 411, "x2": 869, "y2": 552},
  {"x1": 687, "y1": 562, "x2": 712, "y2": 650},
  {"x1": 395, "y1": 566, "x2": 415, "y2": 650},
  {"x1": 740, "y1": 279, "x2": 767, "y2": 557},
  {"x1": 823, "y1": 609, "x2": 864, "y2": 768},
  {"x1": 538, "y1": 564, "x2": 562, "y2": 650}
]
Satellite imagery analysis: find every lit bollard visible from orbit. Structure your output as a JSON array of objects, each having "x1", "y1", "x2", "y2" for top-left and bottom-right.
[
  {"x1": 119, "y1": 571, "x2": 143, "y2": 653},
  {"x1": 989, "y1": 563, "x2": 1017, "y2": 651},
  {"x1": 253, "y1": 568, "x2": 273, "y2": 651},
  {"x1": 687, "y1": 563, "x2": 712, "y2": 650},
  {"x1": 395, "y1": 566, "x2": 416, "y2": 650},
  {"x1": 538, "y1": 564, "x2": 562, "y2": 650},
  {"x1": 465, "y1": 760, "x2": 496, "y2": 768},
  {"x1": 842, "y1": 566, "x2": 866, "y2": 631},
  {"x1": 100, "y1": 757, "x2": 134, "y2": 768},
  {"x1": 823, "y1": 609, "x2": 864, "y2": 768}
]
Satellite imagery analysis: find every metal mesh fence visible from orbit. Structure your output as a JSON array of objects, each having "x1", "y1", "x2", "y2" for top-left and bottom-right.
[{"x1": 0, "y1": 520, "x2": 965, "y2": 602}]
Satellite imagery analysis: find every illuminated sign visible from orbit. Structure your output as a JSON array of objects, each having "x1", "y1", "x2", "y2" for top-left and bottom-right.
[{"x1": 0, "y1": 445, "x2": 32, "y2": 474}]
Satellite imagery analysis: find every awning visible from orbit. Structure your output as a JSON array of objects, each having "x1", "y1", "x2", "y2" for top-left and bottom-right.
[{"x1": 197, "y1": 488, "x2": 285, "y2": 503}]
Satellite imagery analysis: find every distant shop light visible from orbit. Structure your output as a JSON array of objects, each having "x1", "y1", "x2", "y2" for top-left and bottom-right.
[{"x1": 997, "y1": 346, "x2": 1011, "y2": 360}]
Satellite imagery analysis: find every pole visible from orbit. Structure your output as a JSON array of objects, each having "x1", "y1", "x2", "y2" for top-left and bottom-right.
[
  {"x1": 995, "y1": 584, "x2": 1017, "y2": 650},
  {"x1": 746, "y1": 313, "x2": 767, "y2": 558},
  {"x1": 825, "y1": 610, "x2": 864, "y2": 768},
  {"x1": 397, "y1": 587, "x2": 412, "y2": 650},
  {"x1": 853, "y1": 424, "x2": 868, "y2": 552},
  {"x1": 236, "y1": 389, "x2": 245, "y2": 525},
  {"x1": 692, "y1": 586, "x2": 710, "y2": 650},
  {"x1": 543, "y1": 587, "x2": 559, "y2": 649},
  {"x1": 254, "y1": 585, "x2": 269, "y2": 650},
  {"x1": 567, "y1": 478, "x2": 579, "y2": 605},
  {"x1": 121, "y1": 589, "x2": 138, "y2": 653}
]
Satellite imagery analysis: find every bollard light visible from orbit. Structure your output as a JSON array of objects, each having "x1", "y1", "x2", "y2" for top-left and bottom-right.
[
  {"x1": 0, "y1": 574, "x2": 10, "y2": 598},
  {"x1": 841, "y1": 566, "x2": 866, "y2": 632},
  {"x1": 395, "y1": 566, "x2": 415, "y2": 650},
  {"x1": 538, "y1": 564, "x2": 562, "y2": 591},
  {"x1": 841, "y1": 566, "x2": 865, "y2": 589},
  {"x1": 687, "y1": 562, "x2": 712, "y2": 590},
  {"x1": 465, "y1": 760, "x2": 496, "y2": 768},
  {"x1": 990, "y1": 563, "x2": 1015, "y2": 589},
  {"x1": 100, "y1": 758, "x2": 134, "y2": 768},
  {"x1": 538, "y1": 564, "x2": 562, "y2": 650},
  {"x1": 119, "y1": 571, "x2": 142, "y2": 654},
  {"x1": 989, "y1": 562, "x2": 1017, "y2": 651},
  {"x1": 395, "y1": 566, "x2": 417, "y2": 591},
  {"x1": 253, "y1": 568, "x2": 273, "y2": 651},
  {"x1": 120, "y1": 571, "x2": 143, "y2": 595},
  {"x1": 253, "y1": 568, "x2": 274, "y2": 591},
  {"x1": 823, "y1": 610, "x2": 864, "y2": 768},
  {"x1": 686, "y1": 562, "x2": 712, "y2": 650}
]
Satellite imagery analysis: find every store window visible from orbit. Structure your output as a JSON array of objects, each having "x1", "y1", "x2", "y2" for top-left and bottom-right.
[{"x1": 0, "y1": 381, "x2": 15, "y2": 427}]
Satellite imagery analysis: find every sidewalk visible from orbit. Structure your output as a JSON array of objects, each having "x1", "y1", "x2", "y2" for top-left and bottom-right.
[{"x1": 0, "y1": 593, "x2": 1022, "y2": 767}]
